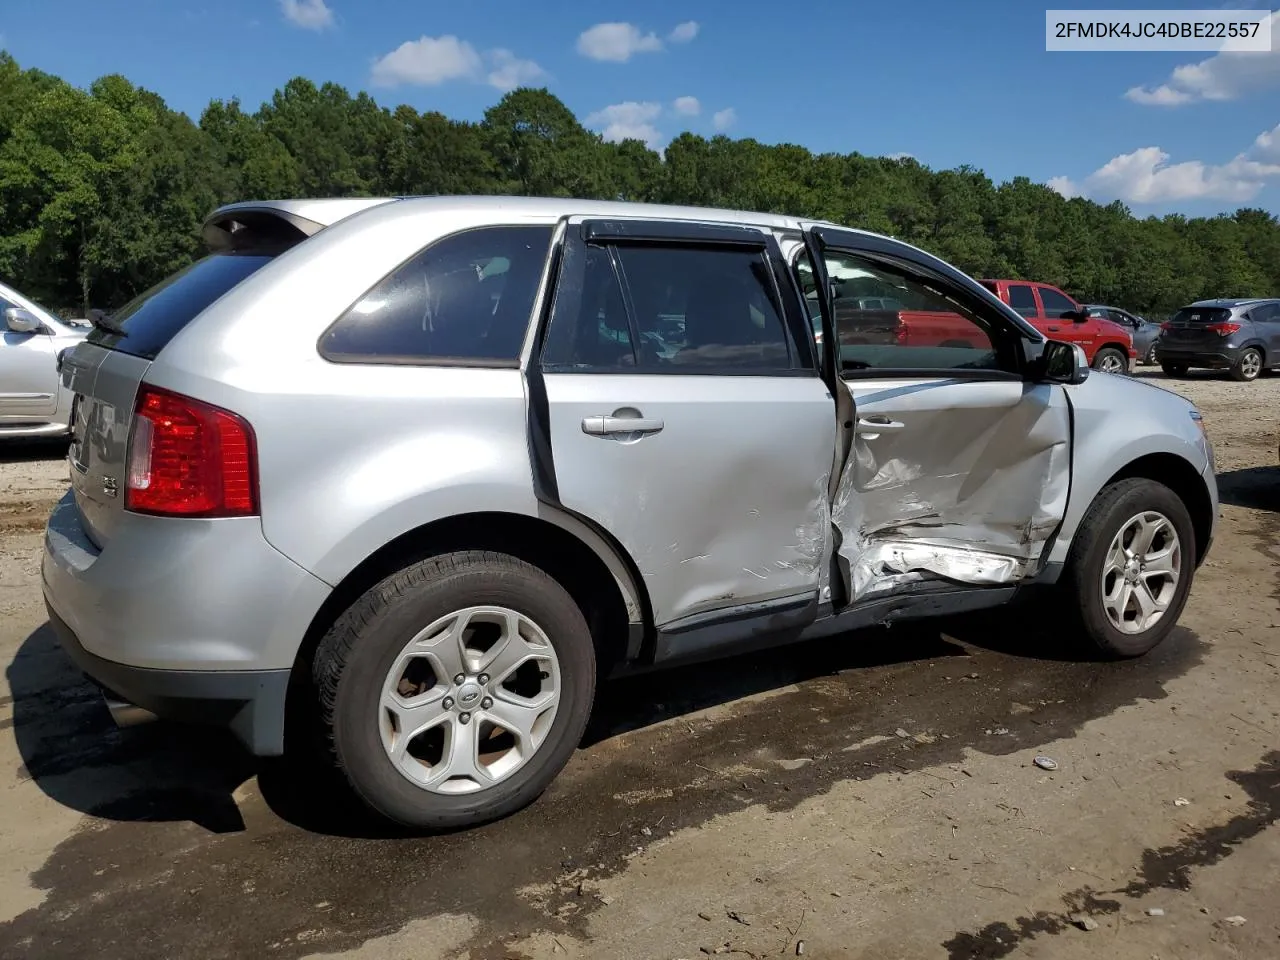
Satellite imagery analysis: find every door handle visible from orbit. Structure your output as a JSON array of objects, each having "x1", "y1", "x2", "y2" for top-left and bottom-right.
[
  {"x1": 1047, "y1": 325, "x2": 1061, "y2": 332},
  {"x1": 582, "y1": 415, "x2": 665, "y2": 437},
  {"x1": 856, "y1": 416, "x2": 905, "y2": 435}
]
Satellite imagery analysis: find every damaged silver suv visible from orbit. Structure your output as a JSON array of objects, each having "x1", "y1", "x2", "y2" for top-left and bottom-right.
[{"x1": 42, "y1": 196, "x2": 1218, "y2": 829}]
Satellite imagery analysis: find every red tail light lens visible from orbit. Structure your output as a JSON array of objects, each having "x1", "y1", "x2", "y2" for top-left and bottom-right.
[
  {"x1": 1160, "y1": 322, "x2": 1173, "y2": 331},
  {"x1": 125, "y1": 385, "x2": 258, "y2": 517},
  {"x1": 1206, "y1": 322, "x2": 1241, "y2": 336}
]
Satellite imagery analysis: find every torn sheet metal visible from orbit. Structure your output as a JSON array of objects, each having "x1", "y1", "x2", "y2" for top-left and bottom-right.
[{"x1": 834, "y1": 379, "x2": 1071, "y2": 602}]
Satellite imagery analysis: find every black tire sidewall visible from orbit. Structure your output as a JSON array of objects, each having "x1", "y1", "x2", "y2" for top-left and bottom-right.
[
  {"x1": 330, "y1": 556, "x2": 596, "y2": 829},
  {"x1": 1069, "y1": 480, "x2": 1195, "y2": 658}
]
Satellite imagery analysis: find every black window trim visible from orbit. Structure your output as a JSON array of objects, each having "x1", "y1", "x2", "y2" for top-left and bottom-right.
[
  {"x1": 317, "y1": 223, "x2": 556, "y2": 369},
  {"x1": 802, "y1": 228, "x2": 1030, "y2": 383},
  {"x1": 537, "y1": 218, "x2": 818, "y2": 378}
]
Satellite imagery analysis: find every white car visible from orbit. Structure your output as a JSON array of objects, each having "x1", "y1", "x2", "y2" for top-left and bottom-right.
[{"x1": 0, "y1": 281, "x2": 88, "y2": 438}]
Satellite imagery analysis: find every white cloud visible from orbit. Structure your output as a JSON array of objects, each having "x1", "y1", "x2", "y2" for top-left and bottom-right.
[
  {"x1": 577, "y1": 22, "x2": 663, "y2": 62},
  {"x1": 1046, "y1": 176, "x2": 1082, "y2": 199},
  {"x1": 669, "y1": 21, "x2": 700, "y2": 43},
  {"x1": 1125, "y1": 8, "x2": 1279, "y2": 105},
  {"x1": 486, "y1": 49, "x2": 546, "y2": 91},
  {"x1": 886, "y1": 152, "x2": 916, "y2": 161},
  {"x1": 370, "y1": 35, "x2": 482, "y2": 87},
  {"x1": 672, "y1": 96, "x2": 701, "y2": 116},
  {"x1": 1047, "y1": 123, "x2": 1280, "y2": 204},
  {"x1": 586, "y1": 101, "x2": 664, "y2": 148},
  {"x1": 712, "y1": 107, "x2": 737, "y2": 131},
  {"x1": 370, "y1": 37, "x2": 544, "y2": 91},
  {"x1": 280, "y1": 0, "x2": 334, "y2": 30}
]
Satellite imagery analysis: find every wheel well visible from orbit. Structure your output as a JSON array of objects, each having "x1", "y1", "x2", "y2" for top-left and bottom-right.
[
  {"x1": 294, "y1": 513, "x2": 640, "y2": 685},
  {"x1": 1105, "y1": 454, "x2": 1213, "y2": 564},
  {"x1": 1096, "y1": 342, "x2": 1128, "y2": 357}
]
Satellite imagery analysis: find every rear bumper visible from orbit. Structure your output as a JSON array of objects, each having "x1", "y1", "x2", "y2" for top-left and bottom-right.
[
  {"x1": 46, "y1": 604, "x2": 290, "y2": 755},
  {"x1": 41, "y1": 489, "x2": 331, "y2": 672},
  {"x1": 40, "y1": 488, "x2": 333, "y2": 755},
  {"x1": 1154, "y1": 344, "x2": 1241, "y2": 368}
]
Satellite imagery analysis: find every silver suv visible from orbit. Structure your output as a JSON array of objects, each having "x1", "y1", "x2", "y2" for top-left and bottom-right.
[{"x1": 42, "y1": 196, "x2": 1218, "y2": 829}]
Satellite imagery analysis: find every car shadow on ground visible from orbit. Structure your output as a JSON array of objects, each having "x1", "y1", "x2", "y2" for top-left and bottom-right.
[
  {"x1": 6, "y1": 603, "x2": 1181, "y2": 841},
  {"x1": 1215, "y1": 465, "x2": 1280, "y2": 512},
  {"x1": 0, "y1": 439, "x2": 68, "y2": 464}
]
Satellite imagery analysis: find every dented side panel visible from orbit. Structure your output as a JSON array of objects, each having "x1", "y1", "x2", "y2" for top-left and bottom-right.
[
  {"x1": 543, "y1": 373, "x2": 837, "y2": 625},
  {"x1": 834, "y1": 377, "x2": 1071, "y2": 602}
]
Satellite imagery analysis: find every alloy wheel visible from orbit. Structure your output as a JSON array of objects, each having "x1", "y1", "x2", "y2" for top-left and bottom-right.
[
  {"x1": 1100, "y1": 511, "x2": 1181, "y2": 635},
  {"x1": 378, "y1": 605, "x2": 561, "y2": 794}
]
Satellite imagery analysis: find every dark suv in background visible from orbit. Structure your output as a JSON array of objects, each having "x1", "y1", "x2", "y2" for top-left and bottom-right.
[{"x1": 1156, "y1": 298, "x2": 1280, "y2": 382}]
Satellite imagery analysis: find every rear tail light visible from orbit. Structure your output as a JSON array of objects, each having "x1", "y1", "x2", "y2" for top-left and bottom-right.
[
  {"x1": 1205, "y1": 322, "x2": 1241, "y2": 336},
  {"x1": 125, "y1": 385, "x2": 258, "y2": 517},
  {"x1": 1160, "y1": 322, "x2": 1173, "y2": 331}
]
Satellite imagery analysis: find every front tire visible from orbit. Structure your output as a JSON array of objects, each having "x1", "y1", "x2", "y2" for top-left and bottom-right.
[
  {"x1": 1230, "y1": 347, "x2": 1263, "y2": 382},
  {"x1": 314, "y1": 551, "x2": 596, "y2": 830},
  {"x1": 1060, "y1": 478, "x2": 1195, "y2": 658},
  {"x1": 1092, "y1": 346, "x2": 1127, "y2": 374},
  {"x1": 1144, "y1": 343, "x2": 1158, "y2": 365}
]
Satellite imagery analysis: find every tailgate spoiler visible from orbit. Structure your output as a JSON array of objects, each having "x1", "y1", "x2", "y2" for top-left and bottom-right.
[{"x1": 202, "y1": 197, "x2": 400, "y2": 252}]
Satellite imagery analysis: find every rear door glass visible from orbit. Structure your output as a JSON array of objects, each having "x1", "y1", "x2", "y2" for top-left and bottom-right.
[
  {"x1": 88, "y1": 252, "x2": 278, "y2": 360},
  {"x1": 1007, "y1": 284, "x2": 1038, "y2": 317}
]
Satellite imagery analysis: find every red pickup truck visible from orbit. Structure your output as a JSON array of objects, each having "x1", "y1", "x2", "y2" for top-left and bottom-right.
[
  {"x1": 979, "y1": 279, "x2": 1135, "y2": 373},
  {"x1": 816, "y1": 276, "x2": 1134, "y2": 375}
]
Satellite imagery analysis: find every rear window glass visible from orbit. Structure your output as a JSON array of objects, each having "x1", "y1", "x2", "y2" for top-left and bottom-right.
[
  {"x1": 1007, "y1": 284, "x2": 1038, "y2": 317},
  {"x1": 1171, "y1": 307, "x2": 1230, "y2": 324},
  {"x1": 320, "y1": 225, "x2": 554, "y2": 366},
  {"x1": 88, "y1": 252, "x2": 276, "y2": 360}
]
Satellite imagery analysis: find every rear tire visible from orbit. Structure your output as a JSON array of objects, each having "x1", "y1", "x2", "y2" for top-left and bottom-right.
[
  {"x1": 1230, "y1": 347, "x2": 1263, "y2": 382},
  {"x1": 1092, "y1": 346, "x2": 1127, "y2": 374},
  {"x1": 1060, "y1": 478, "x2": 1195, "y2": 659},
  {"x1": 314, "y1": 550, "x2": 596, "y2": 831},
  {"x1": 1160, "y1": 363, "x2": 1188, "y2": 377}
]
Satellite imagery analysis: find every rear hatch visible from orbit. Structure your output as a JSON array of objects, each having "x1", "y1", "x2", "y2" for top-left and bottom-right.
[
  {"x1": 63, "y1": 199, "x2": 394, "y2": 546},
  {"x1": 1161, "y1": 305, "x2": 1236, "y2": 349}
]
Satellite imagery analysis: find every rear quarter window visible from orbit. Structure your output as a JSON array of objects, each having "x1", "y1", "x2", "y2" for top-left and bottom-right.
[
  {"x1": 87, "y1": 252, "x2": 278, "y2": 360},
  {"x1": 319, "y1": 224, "x2": 554, "y2": 366}
]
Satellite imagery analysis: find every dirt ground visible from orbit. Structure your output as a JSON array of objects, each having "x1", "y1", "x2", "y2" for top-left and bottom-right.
[{"x1": 1, "y1": 368, "x2": 1277, "y2": 960}]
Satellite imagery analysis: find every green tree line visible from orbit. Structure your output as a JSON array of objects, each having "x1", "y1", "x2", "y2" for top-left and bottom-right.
[{"x1": 2, "y1": 51, "x2": 1277, "y2": 318}]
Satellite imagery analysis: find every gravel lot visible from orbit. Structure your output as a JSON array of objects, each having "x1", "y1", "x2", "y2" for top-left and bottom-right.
[{"x1": 0, "y1": 369, "x2": 1278, "y2": 960}]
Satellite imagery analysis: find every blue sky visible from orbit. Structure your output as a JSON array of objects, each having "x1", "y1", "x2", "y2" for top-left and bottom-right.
[{"x1": 3, "y1": 0, "x2": 1279, "y2": 215}]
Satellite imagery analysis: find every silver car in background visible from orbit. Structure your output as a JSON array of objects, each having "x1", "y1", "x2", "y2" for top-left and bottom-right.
[
  {"x1": 0, "y1": 281, "x2": 88, "y2": 438},
  {"x1": 42, "y1": 196, "x2": 1218, "y2": 831},
  {"x1": 1086, "y1": 304, "x2": 1160, "y2": 365}
]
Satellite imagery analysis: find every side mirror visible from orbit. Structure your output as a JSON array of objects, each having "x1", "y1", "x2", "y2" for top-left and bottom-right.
[
  {"x1": 1033, "y1": 339, "x2": 1090, "y2": 385},
  {"x1": 1066, "y1": 309, "x2": 1090, "y2": 324},
  {"x1": 4, "y1": 307, "x2": 41, "y2": 334}
]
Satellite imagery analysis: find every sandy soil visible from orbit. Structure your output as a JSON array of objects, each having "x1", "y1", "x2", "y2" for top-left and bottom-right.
[{"x1": 0, "y1": 369, "x2": 1277, "y2": 960}]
